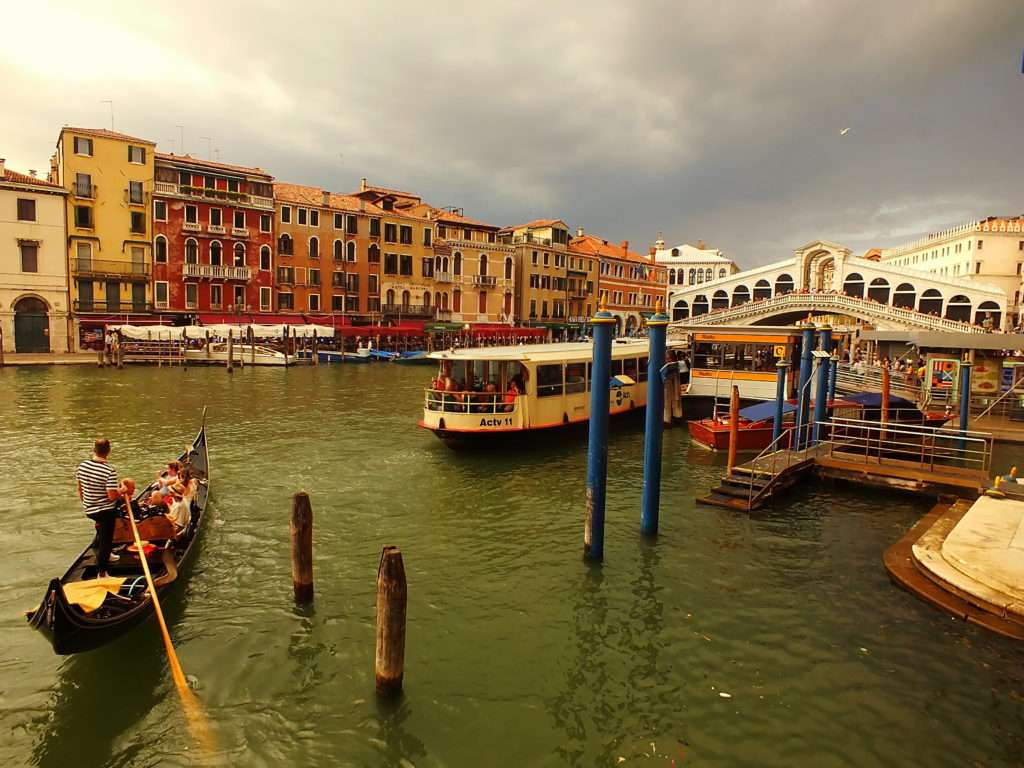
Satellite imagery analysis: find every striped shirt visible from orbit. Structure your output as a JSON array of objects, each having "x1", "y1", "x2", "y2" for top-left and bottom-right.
[{"x1": 76, "y1": 458, "x2": 118, "y2": 515}]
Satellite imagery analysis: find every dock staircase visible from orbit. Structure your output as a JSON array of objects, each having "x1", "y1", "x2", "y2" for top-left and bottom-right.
[{"x1": 698, "y1": 438, "x2": 819, "y2": 511}]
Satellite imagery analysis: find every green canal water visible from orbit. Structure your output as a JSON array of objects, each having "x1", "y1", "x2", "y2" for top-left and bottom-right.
[{"x1": 1, "y1": 364, "x2": 1022, "y2": 767}]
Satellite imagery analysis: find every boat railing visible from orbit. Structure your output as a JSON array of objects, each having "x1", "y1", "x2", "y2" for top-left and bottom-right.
[
  {"x1": 424, "y1": 388, "x2": 519, "y2": 415},
  {"x1": 834, "y1": 362, "x2": 920, "y2": 401},
  {"x1": 825, "y1": 416, "x2": 993, "y2": 474}
]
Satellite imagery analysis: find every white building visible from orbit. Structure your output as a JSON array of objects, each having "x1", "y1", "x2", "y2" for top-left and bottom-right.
[
  {"x1": 880, "y1": 216, "x2": 1024, "y2": 328},
  {"x1": 0, "y1": 159, "x2": 70, "y2": 353},
  {"x1": 655, "y1": 239, "x2": 739, "y2": 297}
]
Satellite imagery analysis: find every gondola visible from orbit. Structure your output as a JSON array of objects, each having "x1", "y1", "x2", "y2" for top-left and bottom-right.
[{"x1": 26, "y1": 421, "x2": 210, "y2": 655}]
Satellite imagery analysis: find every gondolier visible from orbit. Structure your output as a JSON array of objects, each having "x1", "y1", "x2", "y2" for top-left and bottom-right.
[{"x1": 75, "y1": 438, "x2": 126, "y2": 578}]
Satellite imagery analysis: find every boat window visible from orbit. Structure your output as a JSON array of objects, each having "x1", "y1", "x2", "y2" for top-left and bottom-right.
[
  {"x1": 623, "y1": 358, "x2": 639, "y2": 383},
  {"x1": 537, "y1": 364, "x2": 564, "y2": 397},
  {"x1": 565, "y1": 362, "x2": 586, "y2": 394},
  {"x1": 693, "y1": 342, "x2": 724, "y2": 369},
  {"x1": 638, "y1": 356, "x2": 649, "y2": 382},
  {"x1": 610, "y1": 359, "x2": 624, "y2": 376}
]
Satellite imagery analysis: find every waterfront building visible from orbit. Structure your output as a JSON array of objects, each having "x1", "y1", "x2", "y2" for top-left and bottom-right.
[
  {"x1": 880, "y1": 216, "x2": 1024, "y2": 329},
  {"x1": 50, "y1": 127, "x2": 156, "y2": 322},
  {"x1": 569, "y1": 230, "x2": 667, "y2": 335},
  {"x1": 152, "y1": 153, "x2": 275, "y2": 317},
  {"x1": 501, "y1": 219, "x2": 595, "y2": 339},
  {"x1": 350, "y1": 181, "x2": 436, "y2": 324},
  {"x1": 0, "y1": 159, "x2": 70, "y2": 353},
  {"x1": 654, "y1": 238, "x2": 739, "y2": 299},
  {"x1": 408, "y1": 205, "x2": 515, "y2": 325},
  {"x1": 274, "y1": 183, "x2": 384, "y2": 318}
]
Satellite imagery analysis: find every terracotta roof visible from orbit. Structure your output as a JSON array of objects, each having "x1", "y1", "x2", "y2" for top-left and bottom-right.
[
  {"x1": 405, "y1": 203, "x2": 498, "y2": 230},
  {"x1": 358, "y1": 183, "x2": 419, "y2": 198},
  {"x1": 157, "y1": 152, "x2": 271, "y2": 179},
  {"x1": 60, "y1": 126, "x2": 155, "y2": 145},
  {"x1": 862, "y1": 248, "x2": 882, "y2": 261},
  {"x1": 570, "y1": 233, "x2": 651, "y2": 265},
  {"x1": 2, "y1": 167, "x2": 65, "y2": 190},
  {"x1": 273, "y1": 182, "x2": 386, "y2": 215}
]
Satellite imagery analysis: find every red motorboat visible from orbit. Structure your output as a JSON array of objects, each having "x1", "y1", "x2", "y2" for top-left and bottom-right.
[{"x1": 687, "y1": 393, "x2": 951, "y2": 452}]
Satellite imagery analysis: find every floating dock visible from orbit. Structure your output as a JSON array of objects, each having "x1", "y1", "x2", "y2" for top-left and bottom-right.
[{"x1": 884, "y1": 494, "x2": 1024, "y2": 640}]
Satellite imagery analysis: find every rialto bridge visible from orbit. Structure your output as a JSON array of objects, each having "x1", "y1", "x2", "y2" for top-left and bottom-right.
[{"x1": 668, "y1": 240, "x2": 1006, "y2": 333}]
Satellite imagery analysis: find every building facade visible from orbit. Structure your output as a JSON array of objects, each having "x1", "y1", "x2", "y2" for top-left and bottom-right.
[
  {"x1": 656, "y1": 239, "x2": 739, "y2": 297},
  {"x1": 880, "y1": 217, "x2": 1024, "y2": 329},
  {"x1": 274, "y1": 183, "x2": 384, "y2": 317},
  {"x1": 0, "y1": 160, "x2": 70, "y2": 353},
  {"x1": 51, "y1": 128, "x2": 156, "y2": 320},
  {"x1": 152, "y1": 153, "x2": 275, "y2": 317},
  {"x1": 570, "y1": 231, "x2": 666, "y2": 335}
]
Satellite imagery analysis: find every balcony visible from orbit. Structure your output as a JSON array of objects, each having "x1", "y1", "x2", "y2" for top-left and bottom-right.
[
  {"x1": 472, "y1": 275, "x2": 497, "y2": 287},
  {"x1": 153, "y1": 182, "x2": 275, "y2": 210},
  {"x1": 74, "y1": 300, "x2": 153, "y2": 313},
  {"x1": 183, "y1": 263, "x2": 252, "y2": 280},
  {"x1": 232, "y1": 227, "x2": 249, "y2": 238},
  {"x1": 208, "y1": 224, "x2": 226, "y2": 235},
  {"x1": 435, "y1": 272, "x2": 453, "y2": 283},
  {"x1": 73, "y1": 183, "x2": 96, "y2": 199},
  {"x1": 183, "y1": 221, "x2": 202, "y2": 232},
  {"x1": 71, "y1": 258, "x2": 151, "y2": 280},
  {"x1": 435, "y1": 309, "x2": 452, "y2": 321},
  {"x1": 382, "y1": 303, "x2": 435, "y2": 318}
]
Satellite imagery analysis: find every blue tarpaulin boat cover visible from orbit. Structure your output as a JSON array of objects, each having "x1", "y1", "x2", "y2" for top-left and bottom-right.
[{"x1": 739, "y1": 400, "x2": 797, "y2": 422}]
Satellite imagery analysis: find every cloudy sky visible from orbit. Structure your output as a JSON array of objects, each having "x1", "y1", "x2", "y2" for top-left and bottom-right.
[{"x1": 3, "y1": 0, "x2": 1023, "y2": 265}]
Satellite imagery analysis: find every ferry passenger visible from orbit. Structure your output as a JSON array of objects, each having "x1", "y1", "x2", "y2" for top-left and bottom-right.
[{"x1": 503, "y1": 380, "x2": 520, "y2": 412}]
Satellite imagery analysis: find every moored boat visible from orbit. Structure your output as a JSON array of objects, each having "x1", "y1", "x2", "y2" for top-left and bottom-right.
[
  {"x1": 185, "y1": 342, "x2": 294, "y2": 366},
  {"x1": 419, "y1": 340, "x2": 651, "y2": 447},
  {"x1": 26, "y1": 423, "x2": 210, "y2": 654}
]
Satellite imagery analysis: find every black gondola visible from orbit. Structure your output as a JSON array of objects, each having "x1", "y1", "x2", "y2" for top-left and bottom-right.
[{"x1": 26, "y1": 421, "x2": 210, "y2": 655}]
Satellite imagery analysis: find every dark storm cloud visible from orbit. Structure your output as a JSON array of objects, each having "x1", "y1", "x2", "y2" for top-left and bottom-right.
[{"x1": 4, "y1": 0, "x2": 1023, "y2": 265}]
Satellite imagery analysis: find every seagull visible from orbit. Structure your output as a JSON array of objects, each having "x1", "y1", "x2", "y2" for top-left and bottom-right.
[{"x1": 840, "y1": 127, "x2": 851, "y2": 136}]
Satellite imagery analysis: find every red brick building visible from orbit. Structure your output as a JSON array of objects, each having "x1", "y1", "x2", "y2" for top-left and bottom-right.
[{"x1": 152, "y1": 154, "x2": 275, "y2": 317}]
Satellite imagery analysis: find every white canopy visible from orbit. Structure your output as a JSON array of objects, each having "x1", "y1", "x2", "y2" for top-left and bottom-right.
[{"x1": 106, "y1": 324, "x2": 336, "y2": 340}]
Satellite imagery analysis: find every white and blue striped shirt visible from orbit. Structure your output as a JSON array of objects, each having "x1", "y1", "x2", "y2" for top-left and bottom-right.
[{"x1": 76, "y1": 458, "x2": 118, "y2": 515}]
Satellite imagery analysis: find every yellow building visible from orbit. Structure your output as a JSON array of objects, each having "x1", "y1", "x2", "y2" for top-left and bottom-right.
[{"x1": 51, "y1": 127, "x2": 156, "y2": 317}]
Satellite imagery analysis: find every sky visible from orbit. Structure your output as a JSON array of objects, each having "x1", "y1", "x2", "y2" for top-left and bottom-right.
[{"x1": 3, "y1": 0, "x2": 1023, "y2": 267}]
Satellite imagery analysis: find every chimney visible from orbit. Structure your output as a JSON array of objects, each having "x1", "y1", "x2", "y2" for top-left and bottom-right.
[
  {"x1": 360, "y1": 177, "x2": 368, "y2": 191},
  {"x1": 620, "y1": 240, "x2": 629, "y2": 257},
  {"x1": 359, "y1": 198, "x2": 365, "y2": 212},
  {"x1": 322, "y1": 190, "x2": 330, "y2": 207},
  {"x1": 697, "y1": 239, "x2": 706, "y2": 250},
  {"x1": 649, "y1": 246, "x2": 657, "y2": 261},
  {"x1": 576, "y1": 227, "x2": 584, "y2": 237}
]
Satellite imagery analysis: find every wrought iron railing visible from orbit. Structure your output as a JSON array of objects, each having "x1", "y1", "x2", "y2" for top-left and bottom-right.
[{"x1": 71, "y1": 258, "x2": 150, "y2": 277}]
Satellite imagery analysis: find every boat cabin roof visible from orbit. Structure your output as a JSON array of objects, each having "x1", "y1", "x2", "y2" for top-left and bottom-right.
[{"x1": 428, "y1": 340, "x2": 650, "y2": 364}]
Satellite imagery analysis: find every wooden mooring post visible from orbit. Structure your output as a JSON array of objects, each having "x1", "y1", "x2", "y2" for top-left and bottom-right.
[
  {"x1": 0, "y1": 325, "x2": 5, "y2": 368},
  {"x1": 226, "y1": 330, "x2": 234, "y2": 373},
  {"x1": 290, "y1": 492, "x2": 314, "y2": 604},
  {"x1": 115, "y1": 331, "x2": 124, "y2": 369},
  {"x1": 727, "y1": 385, "x2": 740, "y2": 475},
  {"x1": 375, "y1": 546, "x2": 407, "y2": 696}
]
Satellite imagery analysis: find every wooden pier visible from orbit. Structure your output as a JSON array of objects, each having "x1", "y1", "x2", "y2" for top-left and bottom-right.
[{"x1": 698, "y1": 418, "x2": 993, "y2": 511}]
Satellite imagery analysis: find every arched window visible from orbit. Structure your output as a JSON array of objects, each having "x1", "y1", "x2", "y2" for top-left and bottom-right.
[
  {"x1": 346, "y1": 241, "x2": 356, "y2": 262},
  {"x1": 774, "y1": 273, "x2": 794, "y2": 295},
  {"x1": 867, "y1": 277, "x2": 890, "y2": 304},
  {"x1": 711, "y1": 290, "x2": 729, "y2": 310},
  {"x1": 975, "y1": 301, "x2": 1001, "y2": 328},
  {"x1": 479, "y1": 254, "x2": 488, "y2": 276},
  {"x1": 945, "y1": 295, "x2": 971, "y2": 322},
  {"x1": 453, "y1": 289, "x2": 462, "y2": 312},
  {"x1": 454, "y1": 252, "x2": 462, "y2": 276},
  {"x1": 919, "y1": 289, "x2": 943, "y2": 315},
  {"x1": 442, "y1": 256, "x2": 449, "y2": 273},
  {"x1": 333, "y1": 240, "x2": 343, "y2": 261},
  {"x1": 401, "y1": 290, "x2": 410, "y2": 309},
  {"x1": 153, "y1": 235, "x2": 168, "y2": 263},
  {"x1": 692, "y1": 295, "x2": 709, "y2": 316},
  {"x1": 842, "y1": 273, "x2": 865, "y2": 298},
  {"x1": 688, "y1": 268, "x2": 696, "y2": 284},
  {"x1": 435, "y1": 255, "x2": 442, "y2": 271},
  {"x1": 893, "y1": 283, "x2": 916, "y2": 308},
  {"x1": 368, "y1": 243, "x2": 379, "y2": 262},
  {"x1": 719, "y1": 268, "x2": 726, "y2": 279},
  {"x1": 478, "y1": 289, "x2": 487, "y2": 314},
  {"x1": 753, "y1": 279, "x2": 771, "y2": 300},
  {"x1": 672, "y1": 299, "x2": 689, "y2": 321},
  {"x1": 260, "y1": 245, "x2": 271, "y2": 271},
  {"x1": 233, "y1": 242, "x2": 246, "y2": 266},
  {"x1": 442, "y1": 292, "x2": 449, "y2": 310},
  {"x1": 695, "y1": 270, "x2": 703, "y2": 284},
  {"x1": 434, "y1": 291, "x2": 441, "y2": 308},
  {"x1": 504, "y1": 256, "x2": 513, "y2": 280},
  {"x1": 185, "y1": 238, "x2": 198, "y2": 264},
  {"x1": 731, "y1": 285, "x2": 750, "y2": 306},
  {"x1": 671, "y1": 248, "x2": 679, "y2": 258},
  {"x1": 279, "y1": 233, "x2": 292, "y2": 255},
  {"x1": 705, "y1": 268, "x2": 712, "y2": 282},
  {"x1": 423, "y1": 291, "x2": 431, "y2": 307},
  {"x1": 503, "y1": 292, "x2": 512, "y2": 317},
  {"x1": 668, "y1": 269, "x2": 676, "y2": 285},
  {"x1": 209, "y1": 241, "x2": 222, "y2": 266},
  {"x1": 309, "y1": 236, "x2": 319, "y2": 259},
  {"x1": 386, "y1": 289, "x2": 395, "y2": 306}
]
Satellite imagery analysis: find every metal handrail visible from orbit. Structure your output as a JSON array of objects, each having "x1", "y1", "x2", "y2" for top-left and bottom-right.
[
  {"x1": 824, "y1": 417, "x2": 993, "y2": 473},
  {"x1": 425, "y1": 388, "x2": 519, "y2": 415},
  {"x1": 973, "y1": 380, "x2": 1024, "y2": 421}
]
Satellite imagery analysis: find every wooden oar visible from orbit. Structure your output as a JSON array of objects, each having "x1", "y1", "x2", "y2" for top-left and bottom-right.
[{"x1": 121, "y1": 491, "x2": 215, "y2": 752}]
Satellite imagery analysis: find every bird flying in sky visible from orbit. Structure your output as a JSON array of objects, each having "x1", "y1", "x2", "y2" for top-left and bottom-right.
[{"x1": 840, "y1": 127, "x2": 851, "y2": 136}]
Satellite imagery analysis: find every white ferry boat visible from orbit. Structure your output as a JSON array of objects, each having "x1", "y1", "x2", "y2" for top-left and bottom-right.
[
  {"x1": 185, "y1": 342, "x2": 293, "y2": 366},
  {"x1": 418, "y1": 340, "x2": 651, "y2": 446}
]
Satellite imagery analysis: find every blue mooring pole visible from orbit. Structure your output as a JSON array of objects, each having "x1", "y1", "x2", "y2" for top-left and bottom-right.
[
  {"x1": 773, "y1": 361, "x2": 789, "y2": 445},
  {"x1": 584, "y1": 300, "x2": 616, "y2": 561},
  {"x1": 796, "y1": 321, "x2": 815, "y2": 449},
  {"x1": 827, "y1": 353, "x2": 839, "y2": 403},
  {"x1": 958, "y1": 360, "x2": 973, "y2": 453},
  {"x1": 640, "y1": 301, "x2": 669, "y2": 537},
  {"x1": 812, "y1": 325, "x2": 832, "y2": 445}
]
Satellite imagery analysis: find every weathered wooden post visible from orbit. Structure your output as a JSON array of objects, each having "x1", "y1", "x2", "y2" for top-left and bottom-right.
[
  {"x1": 584, "y1": 298, "x2": 616, "y2": 561},
  {"x1": 226, "y1": 329, "x2": 234, "y2": 373},
  {"x1": 640, "y1": 299, "x2": 669, "y2": 536},
  {"x1": 727, "y1": 384, "x2": 740, "y2": 475},
  {"x1": 96, "y1": 333, "x2": 105, "y2": 367},
  {"x1": 283, "y1": 326, "x2": 290, "y2": 366},
  {"x1": 291, "y1": 492, "x2": 314, "y2": 604},
  {"x1": 205, "y1": 330, "x2": 211, "y2": 362},
  {"x1": 238, "y1": 327, "x2": 245, "y2": 369},
  {"x1": 312, "y1": 332, "x2": 320, "y2": 366},
  {"x1": 375, "y1": 546, "x2": 407, "y2": 696},
  {"x1": 248, "y1": 326, "x2": 255, "y2": 366},
  {"x1": 116, "y1": 331, "x2": 124, "y2": 369},
  {"x1": 773, "y1": 361, "x2": 788, "y2": 445}
]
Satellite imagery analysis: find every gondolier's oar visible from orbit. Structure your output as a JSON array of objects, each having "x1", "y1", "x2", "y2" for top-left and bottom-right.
[{"x1": 122, "y1": 492, "x2": 214, "y2": 752}]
